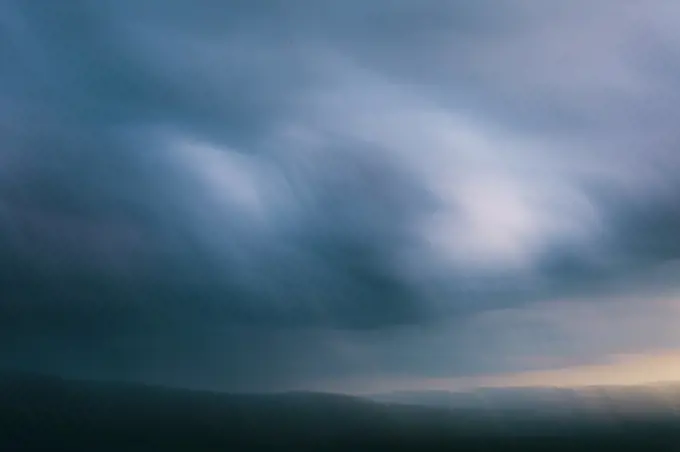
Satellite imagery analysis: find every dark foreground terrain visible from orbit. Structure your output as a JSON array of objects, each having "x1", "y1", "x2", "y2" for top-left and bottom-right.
[{"x1": 1, "y1": 372, "x2": 680, "y2": 451}]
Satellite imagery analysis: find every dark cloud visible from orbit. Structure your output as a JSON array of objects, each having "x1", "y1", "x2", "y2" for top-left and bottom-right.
[{"x1": 2, "y1": 0, "x2": 680, "y2": 390}]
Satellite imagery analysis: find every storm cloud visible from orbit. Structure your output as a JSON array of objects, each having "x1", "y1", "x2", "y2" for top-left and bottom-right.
[{"x1": 2, "y1": 0, "x2": 680, "y2": 391}]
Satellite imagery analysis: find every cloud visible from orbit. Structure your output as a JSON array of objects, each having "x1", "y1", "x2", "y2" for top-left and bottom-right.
[{"x1": 2, "y1": 0, "x2": 680, "y2": 390}]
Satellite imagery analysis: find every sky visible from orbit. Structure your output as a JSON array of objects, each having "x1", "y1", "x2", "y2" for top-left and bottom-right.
[{"x1": 2, "y1": 0, "x2": 680, "y2": 393}]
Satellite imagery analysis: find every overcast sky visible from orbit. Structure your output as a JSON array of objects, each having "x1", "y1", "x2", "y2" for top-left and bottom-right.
[{"x1": 2, "y1": 0, "x2": 680, "y2": 393}]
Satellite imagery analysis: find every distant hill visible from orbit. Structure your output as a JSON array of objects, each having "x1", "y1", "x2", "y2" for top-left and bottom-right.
[{"x1": 1, "y1": 371, "x2": 680, "y2": 451}]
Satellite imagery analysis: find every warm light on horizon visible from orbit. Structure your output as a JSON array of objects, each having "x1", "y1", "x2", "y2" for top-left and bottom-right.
[
  {"x1": 438, "y1": 350, "x2": 680, "y2": 391},
  {"x1": 313, "y1": 349, "x2": 680, "y2": 395}
]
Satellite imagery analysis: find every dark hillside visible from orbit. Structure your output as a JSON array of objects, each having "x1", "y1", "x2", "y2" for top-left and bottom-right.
[{"x1": 1, "y1": 372, "x2": 679, "y2": 451}]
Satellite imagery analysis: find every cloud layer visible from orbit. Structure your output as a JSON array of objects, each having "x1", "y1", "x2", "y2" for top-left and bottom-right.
[{"x1": 2, "y1": 0, "x2": 680, "y2": 391}]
